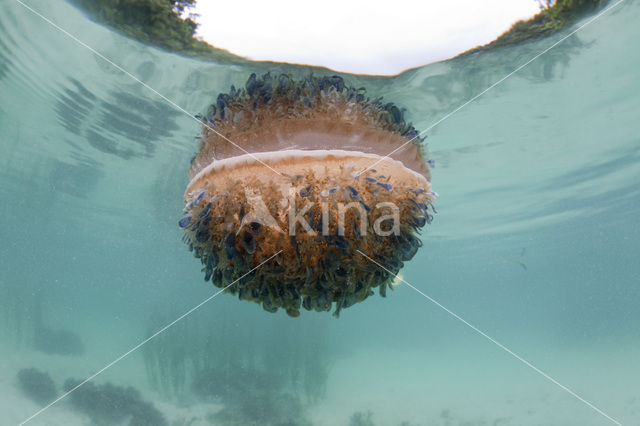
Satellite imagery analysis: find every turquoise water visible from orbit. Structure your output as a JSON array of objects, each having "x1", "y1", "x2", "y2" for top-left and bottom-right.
[{"x1": 1, "y1": 1, "x2": 639, "y2": 425}]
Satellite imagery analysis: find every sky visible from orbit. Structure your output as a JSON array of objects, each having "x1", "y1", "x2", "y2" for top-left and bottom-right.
[{"x1": 188, "y1": 0, "x2": 542, "y2": 75}]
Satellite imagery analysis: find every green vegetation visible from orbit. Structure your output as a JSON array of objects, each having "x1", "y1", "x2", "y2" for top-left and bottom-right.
[
  {"x1": 68, "y1": 0, "x2": 249, "y2": 64},
  {"x1": 458, "y1": 0, "x2": 610, "y2": 57}
]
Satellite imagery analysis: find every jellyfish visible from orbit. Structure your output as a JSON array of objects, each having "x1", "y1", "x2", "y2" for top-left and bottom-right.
[{"x1": 180, "y1": 73, "x2": 437, "y2": 317}]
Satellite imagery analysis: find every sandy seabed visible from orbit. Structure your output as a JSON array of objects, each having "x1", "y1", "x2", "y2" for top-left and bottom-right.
[{"x1": 3, "y1": 340, "x2": 639, "y2": 426}]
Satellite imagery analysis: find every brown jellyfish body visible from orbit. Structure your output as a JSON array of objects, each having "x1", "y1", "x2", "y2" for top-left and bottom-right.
[{"x1": 180, "y1": 73, "x2": 437, "y2": 317}]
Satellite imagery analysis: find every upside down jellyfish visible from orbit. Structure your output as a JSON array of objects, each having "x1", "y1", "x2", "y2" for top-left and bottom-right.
[{"x1": 180, "y1": 73, "x2": 437, "y2": 317}]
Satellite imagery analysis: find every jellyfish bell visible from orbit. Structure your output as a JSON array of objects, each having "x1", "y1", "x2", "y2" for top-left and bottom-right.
[{"x1": 181, "y1": 73, "x2": 437, "y2": 317}]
